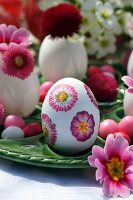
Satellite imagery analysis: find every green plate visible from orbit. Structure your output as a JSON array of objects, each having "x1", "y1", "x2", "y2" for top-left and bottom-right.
[
  {"x1": 0, "y1": 68, "x2": 125, "y2": 168},
  {"x1": 0, "y1": 102, "x2": 124, "y2": 168}
]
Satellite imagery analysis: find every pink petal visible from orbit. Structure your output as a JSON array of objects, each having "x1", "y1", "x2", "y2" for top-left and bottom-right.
[
  {"x1": 114, "y1": 182, "x2": 130, "y2": 198},
  {"x1": 102, "y1": 177, "x2": 112, "y2": 197},
  {"x1": 95, "y1": 159, "x2": 107, "y2": 182},
  {"x1": 0, "y1": 43, "x2": 8, "y2": 51},
  {"x1": 88, "y1": 155, "x2": 96, "y2": 167},
  {"x1": 122, "y1": 75, "x2": 133, "y2": 87},
  {"x1": 103, "y1": 178, "x2": 130, "y2": 198},
  {"x1": 92, "y1": 145, "x2": 108, "y2": 164},
  {"x1": 0, "y1": 29, "x2": 4, "y2": 43},
  {"x1": 104, "y1": 134, "x2": 129, "y2": 159},
  {"x1": 11, "y1": 28, "x2": 29, "y2": 44},
  {"x1": 7, "y1": 25, "x2": 17, "y2": 41},
  {"x1": 124, "y1": 174, "x2": 133, "y2": 190},
  {"x1": 0, "y1": 24, "x2": 7, "y2": 41},
  {"x1": 127, "y1": 88, "x2": 133, "y2": 93}
]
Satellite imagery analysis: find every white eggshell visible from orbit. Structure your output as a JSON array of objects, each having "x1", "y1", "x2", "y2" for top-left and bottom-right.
[
  {"x1": 41, "y1": 78, "x2": 100, "y2": 155},
  {"x1": 127, "y1": 50, "x2": 133, "y2": 77},
  {"x1": 38, "y1": 36, "x2": 87, "y2": 82},
  {"x1": 0, "y1": 70, "x2": 40, "y2": 117},
  {"x1": 123, "y1": 90, "x2": 133, "y2": 116},
  {"x1": 2, "y1": 126, "x2": 24, "y2": 139}
]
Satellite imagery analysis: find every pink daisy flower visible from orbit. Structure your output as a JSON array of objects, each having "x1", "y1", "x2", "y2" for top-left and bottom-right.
[
  {"x1": 70, "y1": 111, "x2": 95, "y2": 142},
  {"x1": 84, "y1": 84, "x2": 98, "y2": 109},
  {"x1": 49, "y1": 84, "x2": 78, "y2": 112},
  {"x1": 1, "y1": 43, "x2": 34, "y2": 80},
  {"x1": 122, "y1": 75, "x2": 133, "y2": 93},
  {"x1": 42, "y1": 113, "x2": 57, "y2": 146},
  {"x1": 0, "y1": 102, "x2": 6, "y2": 125},
  {"x1": 88, "y1": 134, "x2": 133, "y2": 198},
  {"x1": 0, "y1": 24, "x2": 30, "y2": 51}
]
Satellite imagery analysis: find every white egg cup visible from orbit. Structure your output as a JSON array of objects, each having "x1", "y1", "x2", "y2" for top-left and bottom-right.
[
  {"x1": 39, "y1": 36, "x2": 88, "y2": 82},
  {"x1": 0, "y1": 70, "x2": 40, "y2": 117}
]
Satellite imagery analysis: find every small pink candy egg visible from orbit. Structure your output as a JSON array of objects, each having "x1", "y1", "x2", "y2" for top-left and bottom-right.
[
  {"x1": 118, "y1": 116, "x2": 133, "y2": 138},
  {"x1": 4, "y1": 115, "x2": 25, "y2": 129},
  {"x1": 99, "y1": 119, "x2": 118, "y2": 139},
  {"x1": 23, "y1": 122, "x2": 42, "y2": 137},
  {"x1": 101, "y1": 65, "x2": 115, "y2": 74}
]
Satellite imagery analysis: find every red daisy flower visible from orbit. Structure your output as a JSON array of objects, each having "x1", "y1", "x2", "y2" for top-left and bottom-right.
[
  {"x1": 87, "y1": 73, "x2": 118, "y2": 102},
  {"x1": 40, "y1": 3, "x2": 82, "y2": 39},
  {"x1": 1, "y1": 44, "x2": 34, "y2": 80}
]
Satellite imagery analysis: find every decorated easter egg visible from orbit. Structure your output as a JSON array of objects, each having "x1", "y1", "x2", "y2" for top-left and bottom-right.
[
  {"x1": 41, "y1": 78, "x2": 100, "y2": 155},
  {"x1": 38, "y1": 36, "x2": 87, "y2": 82}
]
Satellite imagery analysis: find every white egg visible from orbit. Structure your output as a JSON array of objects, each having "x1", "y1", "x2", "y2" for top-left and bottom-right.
[
  {"x1": 2, "y1": 126, "x2": 24, "y2": 139},
  {"x1": 123, "y1": 90, "x2": 133, "y2": 116},
  {"x1": 41, "y1": 78, "x2": 100, "y2": 155},
  {"x1": 38, "y1": 36, "x2": 87, "y2": 82},
  {"x1": 127, "y1": 50, "x2": 133, "y2": 77}
]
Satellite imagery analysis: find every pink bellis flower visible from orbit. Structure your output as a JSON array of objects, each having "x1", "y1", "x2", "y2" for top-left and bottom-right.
[
  {"x1": 122, "y1": 75, "x2": 133, "y2": 93},
  {"x1": 1, "y1": 43, "x2": 34, "y2": 80},
  {"x1": 88, "y1": 134, "x2": 133, "y2": 198},
  {"x1": 0, "y1": 23, "x2": 30, "y2": 51}
]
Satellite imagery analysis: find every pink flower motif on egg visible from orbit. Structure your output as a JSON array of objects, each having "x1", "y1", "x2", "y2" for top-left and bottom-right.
[
  {"x1": 70, "y1": 111, "x2": 95, "y2": 142},
  {"x1": 49, "y1": 84, "x2": 78, "y2": 112},
  {"x1": 84, "y1": 84, "x2": 98, "y2": 108},
  {"x1": 42, "y1": 113, "x2": 57, "y2": 146}
]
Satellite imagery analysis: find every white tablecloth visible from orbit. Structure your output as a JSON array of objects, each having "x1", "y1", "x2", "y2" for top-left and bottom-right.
[{"x1": 0, "y1": 158, "x2": 132, "y2": 200}]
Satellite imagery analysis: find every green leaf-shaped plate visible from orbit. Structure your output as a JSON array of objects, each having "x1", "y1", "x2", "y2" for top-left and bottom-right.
[{"x1": 0, "y1": 103, "x2": 124, "y2": 168}]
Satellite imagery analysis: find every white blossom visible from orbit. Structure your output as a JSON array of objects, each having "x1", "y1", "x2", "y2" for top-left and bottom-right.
[
  {"x1": 95, "y1": 1, "x2": 117, "y2": 29},
  {"x1": 95, "y1": 33, "x2": 116, "y2": 58}
]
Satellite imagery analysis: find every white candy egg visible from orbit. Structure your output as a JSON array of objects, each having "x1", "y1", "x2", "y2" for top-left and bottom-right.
[
  {"x1": 41, "y1": 78, "x2": 100, "y2": 155},
  {"x1": 38, "y1": 36, "x2": 87, "y2": 82},
  {"x1": 2, "y1": 126, "x2": 24, "y2": 139}
]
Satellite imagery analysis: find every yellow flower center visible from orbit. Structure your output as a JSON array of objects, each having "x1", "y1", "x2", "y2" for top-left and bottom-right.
[
  {"x1": 57, "y1": 91, "x2": 68, "y2": 102},
  {"x1": 14, "y1": 55, "x2": 24, "y2": 68},
  {"x1": 101, "y1": 10, "x2": 110, "y2": 19},
  {"x1": 78, "y1": 121, "x2": 88, "y2": 133},
  {"x1": 100, "y1": 39, "x2": 109, "y2": 48},
  {"x1": 43, "y1": 127, "x2": 49, "y2": 137},
  {"x1": 106, "y1": 157, "x2": 125, "y2": 181}
]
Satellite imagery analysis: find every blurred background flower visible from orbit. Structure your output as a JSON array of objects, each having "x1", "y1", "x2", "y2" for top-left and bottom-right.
[{"x1": 0, "y1": 0, "x2": 133, "y2": 65}]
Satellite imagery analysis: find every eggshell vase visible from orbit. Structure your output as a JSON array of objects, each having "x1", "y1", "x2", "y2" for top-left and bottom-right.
[
  {"x1": 127, "y1": 50, "x2": 133, "y2": 77},
  {"x1": 41, "y1": 78, "x2": 100, "y2": 155},
  {"x1": 39, "y1": 36, "x2": 88, "y2": 82},
  {"x1": 0, "y1": 70, "x2": 40, "y2": 117},
  {"x1": 123, "y1": 90, "x2": 133, "y2": 116}
]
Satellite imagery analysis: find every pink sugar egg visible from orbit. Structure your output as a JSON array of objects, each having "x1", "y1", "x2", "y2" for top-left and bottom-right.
[
  {"x1": 113, "y1": 132, "x2": 131, "y2": 144},
  {"x1": 39, "y1": 81, "x2": 54, "y2": 102},
  {"x1": 23, "y1": 122, "x2": 42, "y2": 137},
  {"x1": 4, "y1": 115, "x2": 25, "y2": 129},
  {"x1": 99, "y1": 119, "x2": 118, "y2": 139},
  {"x1": 118, "y1": 116, "x2": 133, "y2": 138}
]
